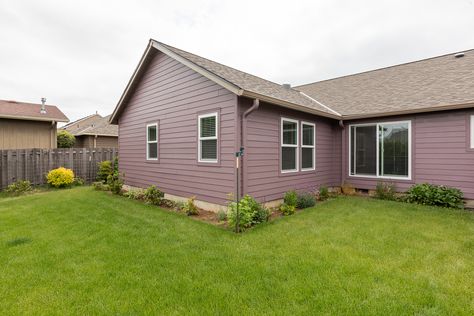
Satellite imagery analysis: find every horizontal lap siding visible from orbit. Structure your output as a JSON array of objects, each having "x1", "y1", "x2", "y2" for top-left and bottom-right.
[
  {"x1": 118, "y1": 51, "x2": 236, "y2": 205},
  {"x1": 343, "y1": 110, "x2": 474, "y2": 199},
  {"x1": 240, "y1": 99, "x2": 341, "y2": 203}
]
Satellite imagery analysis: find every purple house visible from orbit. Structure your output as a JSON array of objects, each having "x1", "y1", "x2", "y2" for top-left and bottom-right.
[{"x1": 110, "y1": 40, "x2": 474, "y2": 210}]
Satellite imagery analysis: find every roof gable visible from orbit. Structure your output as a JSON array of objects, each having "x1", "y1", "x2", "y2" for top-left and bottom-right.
[
  {"x1": 0, "y1": 100, "x2": 69, "y2": 122},
  {"x1": 62, "y1": 113, "x2": 117, "y2": 137}
]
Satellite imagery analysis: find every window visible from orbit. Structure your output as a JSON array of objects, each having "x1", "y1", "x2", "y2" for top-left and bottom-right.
[
  {"x1": 198, "y1": 113, "x2": 218, "y2": 163},
  {"x1": 350, "y1": 121, "x2": 411, "y2": 179},
  {"x1": 281, "y1": 118, "x2": 298, "y2": 172},
  {"x1": 146, "y1": 123, "x2": 158, "y2": 160},
  {"x1": 301, "y1": 122, "x2": 315, "y2": 171},
  {"x1": 471, "y1": 115, "x2": 474, "y2": 149}
]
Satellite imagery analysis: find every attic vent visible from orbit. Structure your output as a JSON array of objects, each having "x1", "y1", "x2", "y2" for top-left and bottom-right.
[
  {"x1": 282, "y1": 83, "x2": 291, "y2": 89},
  {"x1": 454, "y1": 52, "x2": 465, "y2": 58}
]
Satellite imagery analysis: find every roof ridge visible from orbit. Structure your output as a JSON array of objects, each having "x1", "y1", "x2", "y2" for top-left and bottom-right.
[
  {"x1": 295, "y1": 48, "x2": 474, "y2": 88},
  {"x1": 62, "y1": 113, "x2": 100, "y2": 128}
]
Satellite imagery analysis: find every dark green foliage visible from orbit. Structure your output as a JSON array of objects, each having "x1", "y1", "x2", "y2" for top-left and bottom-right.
[
  {"x1": 296, "y1": 192, "x2": 316, "y2": 209},
  {"x1": 280, "y1": 203, "x2": 296, "y2": 216},
  {"x1": 283, "y1": 190, "x2": 298, "y2": 207},
  {"x1": 319, "y1": 186, "x2": 329, "y2": 201},
  {"x1": 57, "y1": 130, "x2": 76, "y2": 148},
  {"x1": 97, "y1": 160, "x2": 113, "y2": 183},
  {"x1": 73, "y1": 177, "x2": 85, "y2": 186},
  {"x1": 113, "y1": 156, "x2": 119, "y2": 173},
  {"x1": 92, "y1": 181, "x2": 109, "y2": 191},
  {"x1": 144, "y1": 185, "x2": 164, "y2": 205},
  {"x1": 5, "y1": 180, "x2": 32, "y2": 196},
  {"x1": 406, "y1": 183, "x2": 464, "y2": 209},
  {"x1": 228, "y1": 195, "x2": 269, "y2": 230},
  {"x1": 375, "y1": 182, "x2": 397, "y2": 200},
  {"x1": 107, "y1": 172, "x2": 123, "y2": 195}
]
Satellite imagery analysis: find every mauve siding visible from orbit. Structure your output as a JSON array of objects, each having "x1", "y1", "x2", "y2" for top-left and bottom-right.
[
  {"x1": 118, "y1": 51, "x2": 237, "y2": 205},
  {"x1": 343, "y1": 109, "x2": 474, "y2": 199},
  {"x1": 239, "y1": 98, "x2": 342, "y2": 203}
]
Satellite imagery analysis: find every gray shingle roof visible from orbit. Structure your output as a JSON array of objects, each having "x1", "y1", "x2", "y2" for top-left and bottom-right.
[
  {"x1": 295, "y1": 50, "x2": 474, "y2": 118},
  {"x1": 62, "y1": 114, "x2": 118, "y2": 136}
]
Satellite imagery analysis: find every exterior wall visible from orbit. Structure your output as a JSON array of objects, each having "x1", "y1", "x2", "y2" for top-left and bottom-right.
[
  {"x1": 75, "y1": 135, "x2": 118, "y2": 148},
  {"x1": 0, "y1": 118, "x2": 57, "y2": 149},
  {"x1": 239, "y1": 98, "x2": 342, "y2": 203},
  {"x1": 118, "y1": 51, "x2": 237, "y2": 205},
  {"x1": 343, "y1": 109, "x2": 474, "y2": 199}
]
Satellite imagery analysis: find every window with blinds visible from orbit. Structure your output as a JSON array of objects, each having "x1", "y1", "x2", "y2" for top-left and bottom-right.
[
  {"x1": 198, "y1": 113, "x2": 218, "y2": 162},
  {"x1": 301, "y1": 122, "x2": 315, "y2": 170},
  {"x1": 281, "y1": 118, "x2": 298, "y2": 172}
]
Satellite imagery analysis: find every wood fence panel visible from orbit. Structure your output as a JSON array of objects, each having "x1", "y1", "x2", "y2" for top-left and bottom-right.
[{"x1": 0, "y1": 148, "x2": 118, "y2": 189}]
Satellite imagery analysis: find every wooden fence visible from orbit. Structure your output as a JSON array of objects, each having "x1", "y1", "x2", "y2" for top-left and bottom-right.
[{"x1": 0, "y1": 148, "x2": 118, "y2": 190}]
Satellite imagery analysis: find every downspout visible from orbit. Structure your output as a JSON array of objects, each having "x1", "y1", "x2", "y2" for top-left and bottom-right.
[
  {"x1": 339, "y1": 120, "x2": 345, "y2": 187},
  {"x1": 240, "y1": 98, "x2": 260, "y2": 197}
]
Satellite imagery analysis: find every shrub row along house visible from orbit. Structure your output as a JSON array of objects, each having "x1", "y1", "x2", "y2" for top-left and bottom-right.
[
  {"x1": 60, "y1": 113, "x2": 118, "y2": 148},
  {"x1": 0, "y1": 99, "x2": 69, "y2": 149},
  {"x1": 110, "y1": 39, "x2": 474, "y2": 209}
]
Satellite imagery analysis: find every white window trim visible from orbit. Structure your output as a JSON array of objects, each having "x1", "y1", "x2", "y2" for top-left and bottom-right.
[
  {"x1": 349, "y1": 120, "x2": 412, "y2": 180},
  {"x1": 301, "y1": 121, "x2": 316, "y2": 171},
  {"x1": 281, "y1": 117, "x2": 299, "y2": 173},
  {"x1": 198, "y1": 112, "x2": 218, "y2": 163},
  {"x1": 470, "y1": 115, "x2": 474, "y2": 149},
  {"x1": 146, "y1": 123, "x2": 158, "y2": 161}
]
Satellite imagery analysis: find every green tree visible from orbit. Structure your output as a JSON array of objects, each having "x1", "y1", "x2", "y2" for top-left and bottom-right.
[{"x1": 57, "y1": 130, "x2": 76, "y2": 148}]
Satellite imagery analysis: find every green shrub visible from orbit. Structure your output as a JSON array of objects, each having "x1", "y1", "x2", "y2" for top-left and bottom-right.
[
  {"x1": 160, "y1": 199, "x2": 176, "y2": 209},
  {"x1": 217, "y1": 210, "x2": 227, "y2": 222},
  {"x1": 319, "y1": 186, "x2": 329, "y2": 201},
  {"x1": 228, "y1": 195, "x2": 269, "y2": 231},
  {"x1": 5, "y1": 180, "x2": 32, "y2": 196},
  {"x1": 97, "y1": 160, "x2": 113, "y2": 183},
  {"x1": 57, "y1": 130, "x2": 75, "y2": 148},
  {"x1": 144, "y1": 185, "x2": 164, "y2": 205},
  {"x1": 92, "y1": 181, "x2": 109, "y2": 191},
  {"x1": 406, "y1": 183, "x2": 464, "y2": 209},
  {"x1": 107, "y1": 172, "x2": 123, "y2": 195},
  {"x1": 280, "y1": 203, "x2": 296, "y2": 216},
  {"x1": 73, "y1": 177, "x2": 85, "y2": 186},
  {"x1": 283, "y1": 190, "x2": 298, "y2": 207},
  {"x1": 182, "y1": 196, "x2": 199, "y2": 215},
  {"x1": 123, "y1": 188, "x2": 145, "y2": 200},
  {"x1": 375, "y1": 182, "x2": 397, "y2": 200},
  {"x1": 296, "y1": 192, "x2": 316, "y2": 208},
  {"x1": 47, "y1": 167, "x2": 75, "y2": 188},
  {"x1": 113, "y1": 156, "x2": 119, "y2": 173}
]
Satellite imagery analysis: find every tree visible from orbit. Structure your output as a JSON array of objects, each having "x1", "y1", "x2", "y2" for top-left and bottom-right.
[{"x1": 57, "y1": 130, "x2": 76, "y2": 148}]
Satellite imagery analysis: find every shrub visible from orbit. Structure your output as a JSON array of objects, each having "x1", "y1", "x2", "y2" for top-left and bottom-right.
[
  {"x1": 107, "y1": 172, "x2": 123, "y2": 195},
  {"x1": 283, "y1": 190, "x2": 298, "y2": 207},
  {"x1": 228, "y1": 195, "x2": 269, "y2": 231},
  {"x1": 182, "y1": 196, "x2": 199, "y2": 215},
  {"x1": 280, "y1": 203, "x2": 296, "y2": 216},
  {"x1": 217, "y1": 210, "x2": 227, "y2": 222},
  {"x1": 92, "y1": 181, "x2": 109, "y2": 191},
  {"x1": 319, "y1": 186, "x2": 329, "y2": 201},
  {"x1": 57, "y1": 130, "x2": 75, "y2": 148},
  {"x1": 160, "y1": 199, "x2": 176, "y2": 209},
  {"x1": 123, "y1": 188, "x2": 145, "y2": 200},
  {"x1": 406, "y1": 183, "x2": 464, "y2": 209},
  {"x1": 97, "y1": 160, "x2": 113, "y2": 183},
  {"x1": 113, "y1": 156, "x2": 119, "y2": 173},
  {"x1": 375, "y1": 182, "x2": 397, "y2": 200},
  {"x1": 73, "y1": 177, "x2": 85, "y2": 186},
  {"x1": 5, "y1": 180, "x2": 32, "y2": 196},
  {"x1": 47, "y1": 167, "x2": 74, "y2": 188},
  {"x1": 144, "y1": 185, "x2": 164, "y2": 205},
  {"x1": 296, "y1": 192, "x2": 316, "y2": 208}
]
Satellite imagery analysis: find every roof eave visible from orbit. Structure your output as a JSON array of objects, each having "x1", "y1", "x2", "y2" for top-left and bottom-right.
[{"x1": 0, "y1": 114, "x2": 68, "y2": 123}]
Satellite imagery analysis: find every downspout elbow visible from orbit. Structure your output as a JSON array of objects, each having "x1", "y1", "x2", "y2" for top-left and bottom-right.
[{"x1": 243, "y1": 99, "x2": 260, "y2": 118}]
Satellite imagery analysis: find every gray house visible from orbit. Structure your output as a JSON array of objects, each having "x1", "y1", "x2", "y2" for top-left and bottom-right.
[
  {"x1": 61, "y1": 113, "x2": 118, "y2": 148},
  {"x1": 110, "y1": 39, "x2": 474, "y2": 209}
]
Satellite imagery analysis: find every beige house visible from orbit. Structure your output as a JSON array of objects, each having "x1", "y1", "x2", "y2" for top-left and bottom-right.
[
  {"x1": 0, "y1": 99, "x2": 69, "y2": 149},
  {"x1": 61, "y1": 113, "x2": 118, "y2": 148}
]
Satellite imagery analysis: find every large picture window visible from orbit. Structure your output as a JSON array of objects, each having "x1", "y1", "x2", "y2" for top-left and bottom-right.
[
  {"x1": 198, "y1": 113, "x2": 218, "y2": 163},
  {"x1": 146, "y1": 123, "x2": 158, "y2": 160},
  {"x1": 281, "y1": 118, "x2": 298, "y2": 172},
  {"x1": 301, "y1": 122, "x2": 315, "y2": 171},
  {"x1": 350, "y1": 121, "x2": 411, "y2": 179}
]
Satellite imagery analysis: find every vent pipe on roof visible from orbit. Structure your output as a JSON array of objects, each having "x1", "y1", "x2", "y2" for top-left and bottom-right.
[
  {"x1": 40, "y1": 97, "x2": 47, "y2": 114},
  {"x1": 282, "y1": 83, "x2": 291, "y2": 89},
  {"x1": 454, "y1": 52, "x2": 465, "y2": 58}
]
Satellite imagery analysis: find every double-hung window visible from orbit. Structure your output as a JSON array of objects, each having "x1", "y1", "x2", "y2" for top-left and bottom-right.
[
  {"x1": 281, "y1": 118, "x2": 299, "y2": 172},
  {"x1": 198, "y1": 112, "x2": 218, "y2": 163},
  {"x1": 146, "y1": 123, "x2": 158, "y2": 160},
  {"x1": 471, "y1": 115, "x2": 474, "y2": 149},
  {"x1": 350, "y1": 121, "x2": 411, "y2": 179},
  {"x1": 301, "y1": 122, "x2": 315, "y2": 171}
]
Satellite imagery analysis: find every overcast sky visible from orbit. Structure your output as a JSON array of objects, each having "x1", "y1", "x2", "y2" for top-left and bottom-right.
[{"x1": 1, "y1": 0, "x2": 473, "y2": 122}]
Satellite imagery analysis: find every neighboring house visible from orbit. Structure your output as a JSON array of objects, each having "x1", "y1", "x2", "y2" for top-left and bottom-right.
[
  {"x1": 0, "y1": 99, "x2": 69, "y2": 149},
  {"x1": 61, "y1": 113, "x2": 118, "y2": 148},
  {"x1": 110, "y1": 39, "x2": 474, "y2": 209}
]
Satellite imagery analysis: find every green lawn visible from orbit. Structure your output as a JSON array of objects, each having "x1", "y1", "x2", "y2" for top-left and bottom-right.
[{"x1": 1, "y1": 187, "x2": 473, "y2": 315}]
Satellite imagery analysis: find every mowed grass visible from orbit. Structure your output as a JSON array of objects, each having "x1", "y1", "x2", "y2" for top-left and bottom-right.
[{"x1": 0, "y1": 187, "x2": 473, "y2": 315}]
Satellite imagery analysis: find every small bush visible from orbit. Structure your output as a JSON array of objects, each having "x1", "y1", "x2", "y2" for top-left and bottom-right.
[
  {"x1": 73, "y1": 177, "x2": 85, "y2": 186},
  {"x1": 107, "y1": 172, "x2": 123, "y2": 195},
  {"x1": 283, "y1": 190, "x2": 298, "y2": 207},
  {"x1": 5, "y1": 180, "x2": 32, "y2": 196},
  {"x1": 144, "y1": 185, "x2": 164, "y2": 205},
  {"x1": 174, "y1": 201, "x2": 185, "y2": 212},
  {"x1": 406, "y1": 183, "x2": 464, "y2": 209},
  {"x1": 160, "y1": 199, "x2": 176, "y2": 209},
  {"x1": 92, "y1": 181, "x2": 109, "y2": 191},
  {"x1": 57, "y1": 130, "x2": 75, "y2": 148},
  {"x1": 375, "y1": 182, "x2": 397, "y2": 200},
  {"x1": 97, "y1": 160, "x2": 113, "y2": 183},
  {"x1": 182, "y1": 196, "x2": 199, "y2": 215},
  {"x1": 319, "y1": 186, "x2": 329, "y2": 201},
  {"x1": 47, "y1": 167, "x2": 74, "y2": 188},
  {"x1": 123, "y1": 188, "x2": 145, "y2": 200},
  {"x1": 296, "y1": 192, "x2": 316, "y2": 208},
  {"x1": 228, "y1": 195, "x2": 269, "y2": 231},
  {"x1": 280, "y1": 203, "x2": 296, "y2": 216},
  {"x1": 113, "y1": 156, "x2": 119, "y2": 173},
  {"x1": 217, "y1": 210, "x2": 227, "y2": 222}
]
